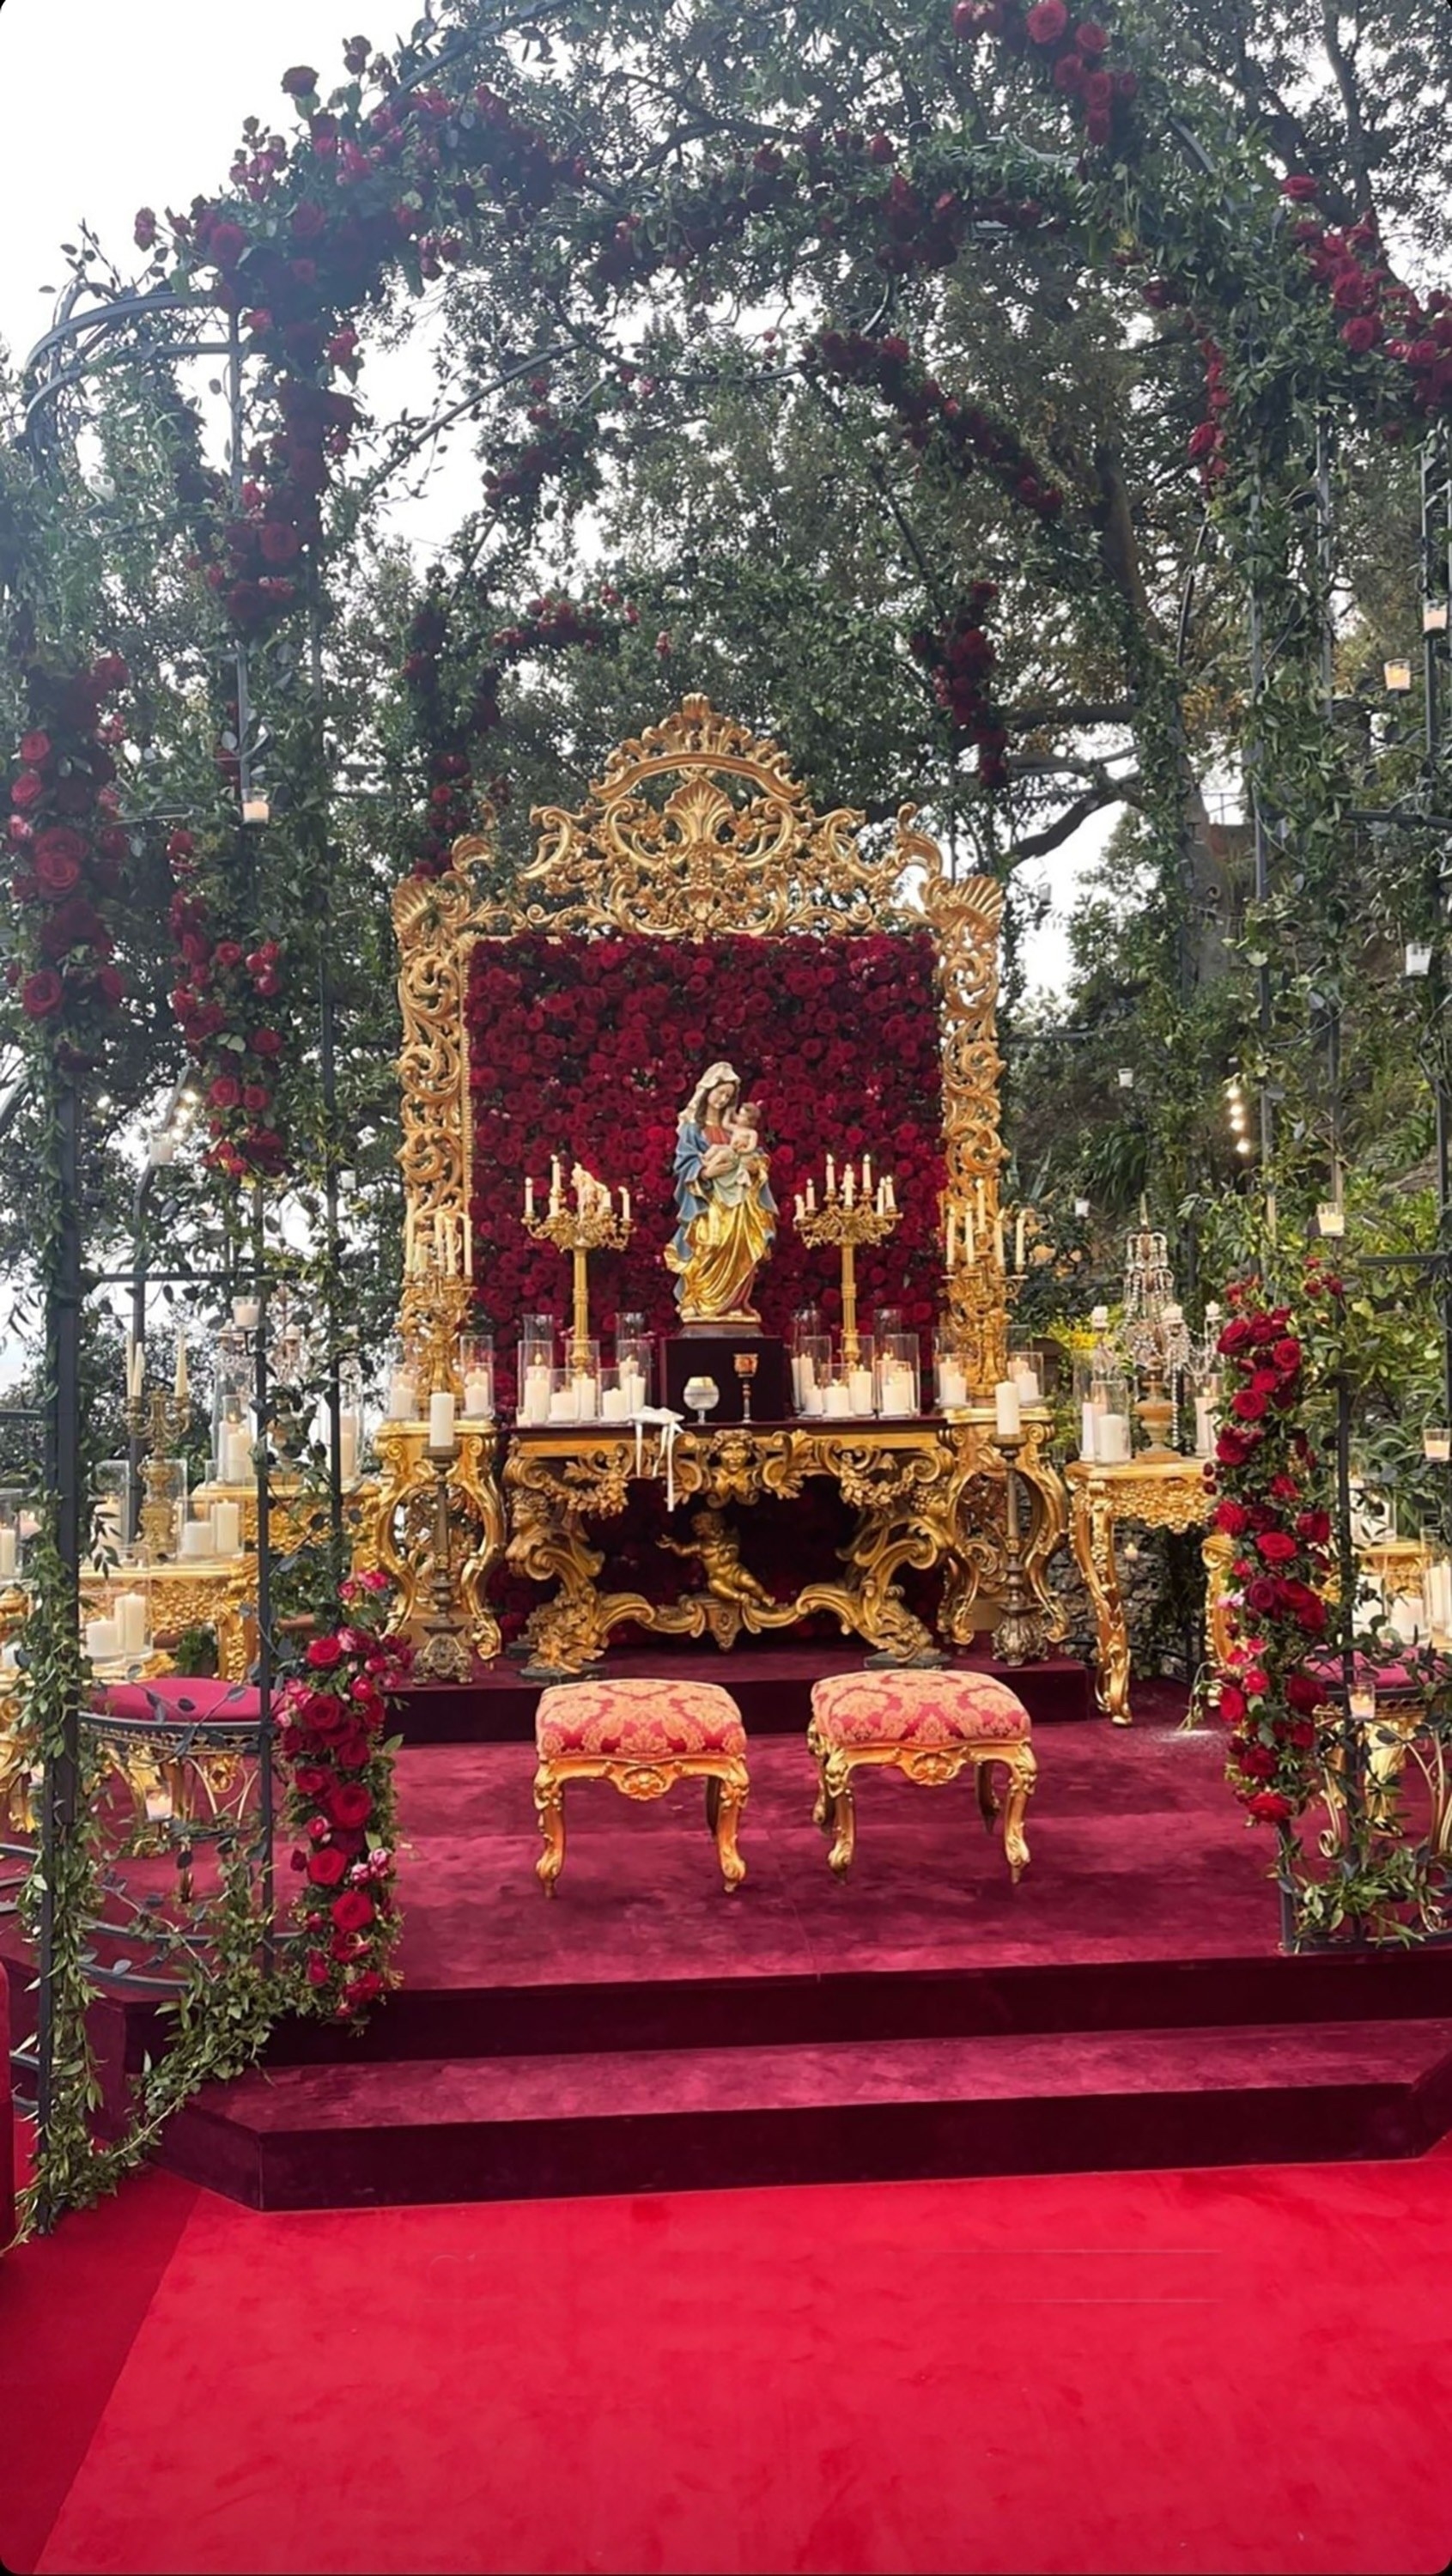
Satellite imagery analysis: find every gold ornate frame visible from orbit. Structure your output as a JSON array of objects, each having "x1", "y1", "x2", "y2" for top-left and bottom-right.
[{"x1": 392, "y1": 693, "x2": 1010, "y2": 1365}]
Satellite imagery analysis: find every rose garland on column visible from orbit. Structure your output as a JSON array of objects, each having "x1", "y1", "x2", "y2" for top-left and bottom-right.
[
  {"x1": 6, "y1": 657, "x2": 134, "y2": 1054},
  {"x1": 1211, "y1": 1272, "x2": 1335, "y2": 1827},
  {"x1": 277, "y1": 1570, "x2": 411, "y2": 2021}
]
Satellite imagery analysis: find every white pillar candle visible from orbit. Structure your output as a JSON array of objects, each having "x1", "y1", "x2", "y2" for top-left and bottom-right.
[
  {"x1": 173, "y1": 1330, "x2": 188, "y2": 1405},
  {"x1": 880, "y1": 1366, "x2": 916, "y2": 1418},
  {"x1": 1014, "y1": 1210, "x2": 1027, "y2": 1273},
  {"x1": 945, "y1": 1209, "x2": 956, "y2": 1270},
  {"x1": 1194, "y1": 1395, "x2": 1218, "y2": 1459},
  {"x1": 85, "y1": 1616, "x2": 121, "y2": 1662},
  {"x1": 621, "y1": 1364, "x2": 647, "y2": 1413},
  {"x1": 621, "y1": 1185, "x2": 631, "y2": 1223},
  {"x1": 461, "y1": 1371, "x2": 493, "y2": 1420},
  {"x1": 233, "y1": 1297, "x2": 260, "y2": 1331},
  {"x1": 1012, "y1": 1365, "x2": 1042, "y2": 1404},
  {"x1": 574, "y1": 1374, "x2": 599, "y2": 1421},
  {"x1": 428, "y1": 1391, "x2": 456, "y2": 1452},
  {"x1": 1081, "y1": 1403, "x2": 1102, "y2": 1462},
  {"x1": 848, "y1": 1366, "x2": 876, "y2": 1414},
  {"x1": 524, "y1": 1176, "x2": 535, "y2": 1218},
  {"x1": 825, "y1": 1153, "x2": 835, "y2": 1197},
  {"x1": 938, "y1": 1360, "x2": 969, "y2": 1409},
  {"x1": 802, "y1": 1382, "x2": 824, "y2": 1416},
  {"x1": 211, "y1": 1500, "x2": 242, "y2": 1558},
  {"x1": 116, "y1": 1591, "x2": 149, "y2": 1656},
  {"x1": 1098, "y1": 1415, "x2": 1132, "y2": 1464},
  {"x1": 338, "y1": 1414, "x2": 360, "y2": 1482},
  {"x1": 0, "y1": 1528, "x2": 16, "y2": 1579},
  {"x1": 548, "y1": 1386, "x2": 578, "y2": 1423},
  {"x1": 823, "y1": 1381, "x2": 852, "y2": 1418},
  {"x1": 600, "y1": 1385, "x2": 629, "y2": 1422},
  {"x1": 222, "y1": 1425, "x2": 253, "y2": 1482},
  {"x1": 179, "y1": 1518, "x2": 213, "y2": 1558},
  {"x1": 993, "y1": 1379, "x2": 1022, "y2": 1439}
]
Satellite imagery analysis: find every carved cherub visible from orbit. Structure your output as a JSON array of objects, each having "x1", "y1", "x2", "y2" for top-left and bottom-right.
[{"x1": 659, "y1": 1509, "x2": 778, "y2": 1612}]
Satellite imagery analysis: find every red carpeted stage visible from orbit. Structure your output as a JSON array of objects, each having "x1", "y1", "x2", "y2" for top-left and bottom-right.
[
  {"x1": 9, "y1": 1662, "x2": 1452, "y2": 2212},
  {"x1": 72, "y1": 1664, "x2": 1447, "y2": 2211}
]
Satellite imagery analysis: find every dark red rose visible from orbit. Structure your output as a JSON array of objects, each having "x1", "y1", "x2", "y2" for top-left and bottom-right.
[
  {"x1": 21, "y1": 968, "x2": 64, "y2": 1018},
  {"x1": 305, "y1": 1951, "x2": 331, "y2": 1987},
  {"x1": 250, "y1": 1026, "x2": 283, "y2": 1054},
  {"x1": 1214, "y1": 1500, "x2": 1249, "y2": 1536},
  {"x1": 1236, "y1": 1741, "x2": 1277, "y2": 1780},
  {"x1": 330, "y1": 1887, "x2": 374, "y2": 1932},
  {"x1": 1296, "y1": 1510, "x2": 1331, "y2": 1545},
  {"x1": 1075, "y1": 18, "x2": 1109, "y2": 50},
  {"x1": 1219, "y1": 1316, "x2": 1255, "y2": 1352},
  {"x1": 33, "y1": 842, "x2": 82, "y2": 896},
  {"x1": 1285, "y1": 1670, "x2": 1324, "y2": 1715},
  {"x1": 1342, "y1": 316, "x2": 1381, "y2": 354},
  {"x1": 292, "y1": 1764, "x2": 331, "y2": 1796},
  {"x1": 1232, "y1": 1388, "x2": 1268, "y2": 1421},
  {"x1": 307, "y1": 1633, "x2": 345, "y2": 1668},
  {"x1": 209, "y1": 1074, "x2": 241, "y2": 1109},
  {"x1": 135, "y1": 207, "x2": 158, "y2": 250},
  {"x1": 1218, "y1": 1682, "x2": 1247, "y2": 1724},
  {"x1": 94, "y1": 965, "x2": 125, "y2": 1005},
  {"x1": 1026, "y1": 0, "x2": 1068, "y2": 37},
  {"x1": 90, "y1": 653, "x2": 129, "y2": 691},
  {"x1": 1246, "y1": 1790, "x2": 1293, "y2": 1825},
  {"x1": 1282, "y1": 175, "x2": 1319, "y2": 201},
  {"x1": 327, "y1": 1782, "x2": 373, "y2": 1830},
  {"x1": 1244, "y1": 1577, "x2": 1281, "y2": 1615},
  {"x1": 1271, "y1": 1337, "x2": 1302, "y2": 1371},
  {"x1": 290, "y1": 199, "x2": 327, "y2": 242},
  {"x1": 306, "y1": 1844, "x2": 348, "y2": 1885},
  {"x1": 1255, "y1": 1529, "x2": 1298, "y2": 1564},
  {"x1": 10, "y1": 771, "x2": 45, "y2": 810},
  {"x1": 282, "y1": 64, "x2": 319, "y2": 94},
  {"x1": 18, "y1": 731, "x2": 52, "y2": 764},
  {"x1": 258, "y1": 521, "x2": 301, "y2": 565}
]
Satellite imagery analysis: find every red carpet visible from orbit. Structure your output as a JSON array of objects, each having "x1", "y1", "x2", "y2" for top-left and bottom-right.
[{"x1": 5, "y1": 2151, "x2": 1451, "y2": 2574}]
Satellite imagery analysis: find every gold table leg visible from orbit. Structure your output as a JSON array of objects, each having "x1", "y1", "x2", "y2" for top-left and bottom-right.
[{"x1": 1071, "y1": 1488, "x2": 1132, "y2": 1723}]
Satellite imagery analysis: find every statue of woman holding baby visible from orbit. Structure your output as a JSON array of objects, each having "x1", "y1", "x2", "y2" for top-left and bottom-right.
[{"x1": 665, "y1": 1060, "x2": 776, "y2": 1322}]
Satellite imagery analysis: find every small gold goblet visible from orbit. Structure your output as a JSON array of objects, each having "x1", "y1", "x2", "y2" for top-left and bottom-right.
[{"x1": 734, "y1": 1350, "x2": 759, "y2": 1424}]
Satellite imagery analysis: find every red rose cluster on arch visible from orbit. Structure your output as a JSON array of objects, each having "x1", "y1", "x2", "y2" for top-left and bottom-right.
[
  {"x1": 954, "y1": 4, "x2": 1139, "y2": 155},
  {"x1": 908, "y1": 586, "x2": 1009, "y2": 788},
  {"x1": 167, "y1": 853, "x2": 288, "y2": 1181},
  {"x1": 5, "y1": 658, "x2": 131, "y2": 1056},
  {"x1": 1211, "y1": 1273, "x2": 1335, "y2": 1827},
  {"x1": 278, "y1": 1569, "x2": 410, "y2": 2022}
]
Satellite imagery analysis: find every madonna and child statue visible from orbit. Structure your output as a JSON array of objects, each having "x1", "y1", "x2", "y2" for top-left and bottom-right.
[{"x1": 665, "y1": 1060, "x2": 776, "y2": 1327}]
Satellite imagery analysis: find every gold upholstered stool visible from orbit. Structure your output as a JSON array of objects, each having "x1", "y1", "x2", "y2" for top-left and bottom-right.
[
  {"x1": 532, "y1": 1676, "x2": 750, "y2": 1895},
  {"x1": 808, "y1": 1669, "x2": 1036, "y2": 1883}
]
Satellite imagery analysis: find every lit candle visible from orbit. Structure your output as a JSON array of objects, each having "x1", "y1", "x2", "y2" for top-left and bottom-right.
[
  {"x1": 945, "y1": 1209, "x2": 957, "y2": 1271},
  {"x1": 428, "y1": 1391, "x2": 456, "y2": 1454},
  {"x1": 173, "y1": 1329, "x2": 188, "y2": 1405},
  {"x1": 963, "y1": 1207, "x2": 975, "y2": 1265},
  {"x1": 1014, "y1": 1210, "x2": 1027, "y2": 1273},
  {"x1": 85, "y1": 1616, "x2": 121, "y2": 1662},
  {"x1": 126, "y1": 1340, "x2": 144, "y2": 1402},
  {"x1": 525, "y1": 1176, "x2": 535, "y2": 1219},
  {"x1": 884, "y1": 1176, "x2": 896, "y2": 1212},
  {"x1": 805, "y1": 1179, "x2": 816, "y2": 1212},
  {"x1": 848, "y1": 1364, "x2": 875, "y2": 1414},
  {"x1": 795, "y1": 1192, "x2": 805, "y2": 1222},
  {"x1": 210, "y1": 1501, "x2": 241, "y2": 1558},
  {"x1": 338, "y1": 1414, "x2": 360, "y2": 1481},
  {"x1": 843, "y1": 1165, "x2": 855, "y2": 1209},
  {"x1": 938, "y1": 1358, "x2": 969, "y2": 1409},
  {"x1": 825, "y1": 1153, "x2": 835, "y2": 1199},
  {"x1": 862, "y1": 1155, "x2": 872, "y2": 1195},
  {"x1": 620, "y1": 1185, "x2": 631, "y2": 1224},
  {"x1": 993, "y1": 1213, "x2": 1005, "y2": 1270},
  {"x1": 975, "y1": 1178, "x2": 986, "y2": 1227},
  {"x1": 993, "y1": 1378, "x2": 1021, "y2": 1439}
]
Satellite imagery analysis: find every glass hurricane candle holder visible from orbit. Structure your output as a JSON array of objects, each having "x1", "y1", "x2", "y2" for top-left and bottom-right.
[
  {"x1": 876, "y1": 1333, "x2": 920, "y2": 1419},
  {"x1": 1425, "y1": 1425, "x2": 1451, "y2": 1464},
  {"x1": 792, "y1": 1331, "x2": 831, "y2": 1415},
  {"x1": 1008, "y1": 1347, "x2": 1042, "y2": 1405},
  {"x1": 933, "y1": 1328, "x2": 970, "y2": 1412},
  {"x1": 459, "y1": 1332, "x2": 495, "y2": 1422},
  {"x1": 615, "y1": 1315, "x2": 653, "y2": 1410}
]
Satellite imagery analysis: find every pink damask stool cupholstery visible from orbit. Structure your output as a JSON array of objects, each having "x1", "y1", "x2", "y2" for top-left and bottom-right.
[
  {"x1": 808, "y1": 1669, "x2": 1036, "y2": 1883},
  {"x1": 532, "y1": 1676, "x2": 750, "y2": 1895}
]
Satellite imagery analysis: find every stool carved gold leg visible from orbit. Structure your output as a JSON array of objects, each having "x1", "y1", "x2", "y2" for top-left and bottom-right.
[
  {"x1": 713, "y1": 1759, "x2": 749, "y2": 1893},
  {"x1": 807, "y1": 1716, "x2": 833, "y2": 1832},
  {"x1": 825, "y1": 1751, "x2": 856, "y2": 1878},
  {"x1": 533, "y1": 1765, "x2": 566, "y2": 1895},
  {"x1": 975, "y1": 1758, "x2": 1000, "y2": 1833},
  {"x1": 999, "y1": 1741, "x2": 1036, "y2": 1882}
]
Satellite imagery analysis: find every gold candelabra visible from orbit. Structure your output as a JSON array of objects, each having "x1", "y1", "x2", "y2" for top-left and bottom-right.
[
  {"x1": 523, "y1": 1171, "x2": 634, "y2": 1370},
  {"x1": 124, "y1": 1384, "x2": 191, "y2": 1562},
  {"x1": 795, "y1": 1165, "x2": 899, "y2": 1366},
  {"x1": 989, "y1": 1426, "x2": 1047, "y2": 1666},
  {"x1": 415, "y1": 1439, "x2": 473, "y2": 1683}
]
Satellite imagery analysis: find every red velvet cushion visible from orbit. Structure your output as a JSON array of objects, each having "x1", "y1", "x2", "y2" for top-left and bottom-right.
[
  {"x1": 536, "y1": 1677, "x2": 746, "y2": 1760},
  {"x1": 91, "y1": 1677, "x2": 263, "y2": 1723},
  {"x1": 811, "y1": 1669, "x2": 1031, "y2": 1748}
]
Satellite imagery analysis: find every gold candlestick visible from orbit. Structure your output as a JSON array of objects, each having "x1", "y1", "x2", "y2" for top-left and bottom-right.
[
  {"x1": 524, "y1": 1180, "x2": 634, "y2": 1370},
  {"x1": 124, "y1": 1385, "x2": 191, "y2": 1563},
  {"x1": 796, "y1": 1193, "x2": 899, "y2": 1366},
  {"x1": 415, "y1": 1442, "x2": 473, "y2": 1683},
  {"x1": 989, "y1": 1426, "x2": 1047, "y2": 1667}
]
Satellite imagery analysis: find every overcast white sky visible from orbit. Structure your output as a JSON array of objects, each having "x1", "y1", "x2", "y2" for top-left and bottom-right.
[{"x1": 0, "y1": 0, "x2": 1114, "y2": 991}]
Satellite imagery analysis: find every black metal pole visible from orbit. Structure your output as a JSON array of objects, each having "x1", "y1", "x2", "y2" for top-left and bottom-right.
[
  {"x1": 251, "y1": 1188, "x2": 275, "y2": 1962},
  {"x1": 34, "y1": 1072, "x2": 83, "y2": 2229},
  {"x1": 309, "y1": 571, "x2": 344, "y2": 1575}
]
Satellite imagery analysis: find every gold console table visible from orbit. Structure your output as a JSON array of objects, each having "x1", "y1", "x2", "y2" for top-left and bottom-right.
[
  {"x1": 1066, "y1": 1455, "x2": 1212, "y2": 1723},
  {"x1": 503, "y1": 1411, "x2": 1066, "y2": 1677}
]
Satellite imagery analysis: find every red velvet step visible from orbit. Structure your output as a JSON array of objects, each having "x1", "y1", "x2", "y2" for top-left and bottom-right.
[{"x1": 160, "y1": 2015, "x2": 1452, "y2": 2210}]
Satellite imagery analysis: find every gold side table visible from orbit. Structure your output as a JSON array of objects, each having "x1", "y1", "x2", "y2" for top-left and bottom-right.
[{"x1": 1066, "y1": 1455, "x2": 1211, "y2": 1723}]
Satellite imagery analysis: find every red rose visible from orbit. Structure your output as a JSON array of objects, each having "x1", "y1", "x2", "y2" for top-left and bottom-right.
[
  {"x1": 1214, "y1": 1500, "x2": 1249, "y2": 1535},
  {"x1": 21, "y1": 968, "x2": 64, "y2": 1019},
  {"x1": 1236, "y1": 1741, "x2": 1277, "y2": 1781},
  {"x1": 209, "y1": 1075, "x2": 241, "y2": 1109},
  {"x1": 327, "y1": 1783, "x2": 373, "y2": 1830},
  {"x1": 1244, "y1": 1577, "x2": 1280, "y2": 1615},
  {"x1": 292, "y1": 1764, "x2": 331, "y2": 1795},
  {"x1": 90, "y1": 653, "x2": 129, "y2": 692},
  {"x1": 1255, "y1": 1529, "x2": 1298, "y2": 1564},
  {"x1": 209, "y1": 221, "x2": 247, "y2": 270},
  {"x1": 1246, "y1": 1790, "x2": 1293, "y2": 1825},
  {"x1": 1271, "y1": 1338, "x2": 1302, "y2": 1371},
  {"x1": 1219, "y1": 1317, "x2": 1255, "y2": 1352},
  {"x1": 1282, "y1": 175, "x2": 1319, "y2": 201},
  {"x1": 19, "y1": 731, "x2": 52, "y2": 764},
  {"x1": 1232, "y1": 1388, "x2": 1267, "y2": 1421},
  {"x1": 1075, "y1": 18, "x2": 1109, "y2": 50},
  {"x1": 167, "y1": 829, "x2": 196, "y2": 861},
  {"x1": 305, "y1": 1952, "x2": 331, "y2": 1987},
  {"x1": 307, "y1": 1633, "x2": 345, "y2": 1668},
  {"x1": 330, "y1": 1887, "x2": 375, "y2": 1933},
  {"x1": 282, "y1": 64, "x2": 319, "y2": 94},
  {"x1": 10, "y1": 771, "x2": 45, "y2": 809},
  {"x1": 1296, "y1": 1510, "x2": 1331, "y2": 1545},
  {"x1": 251, "y1": 1027, "x2": 283, "y2": 1054},
  {"x1": 306, "y1": 1844, "x2": 349, "y2": 1886},
  {"x1": 1218, "y1": 1683, "x2": 1246, "y2": 1724},
  {"x1": 259, "y1": 522, "x2": 301, "y2": 565},
  {"x1": 1285, "y1": 1670, "x2": 1324, "y2": 1715},
  {"x1": 1026, "y1": 0, "x2": 1069, "y2": 38},
  {"x1": 344, "y1": 1970, "x2": 384, "y2": 2007}
]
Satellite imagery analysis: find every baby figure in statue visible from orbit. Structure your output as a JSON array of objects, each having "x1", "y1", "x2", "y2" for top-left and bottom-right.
[{"x1": 716, "y1": 1103, "x2": 767, "y2": 1202}]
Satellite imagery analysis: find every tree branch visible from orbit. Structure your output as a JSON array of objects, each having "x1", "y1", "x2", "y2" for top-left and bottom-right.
[{"x1": 1007, "y1": 781, "x2": 1137, "y2": 863}]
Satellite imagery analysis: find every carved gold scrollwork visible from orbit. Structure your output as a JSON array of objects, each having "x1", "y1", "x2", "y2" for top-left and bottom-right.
[{"x1": 368, "y1": 1424, "x2": 504, "y2": 1662}]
